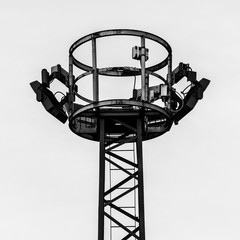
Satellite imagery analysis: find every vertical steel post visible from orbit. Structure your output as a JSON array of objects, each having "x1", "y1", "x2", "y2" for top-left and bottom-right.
[
  {"x1": 136, "y1": 118, "x2": 146, "y2": 240},
  {"x1": 92, "y1": 38, "x2": 99, "y2": 102},
  {"x1": 98, "y1": 118, "x2": 105, "y2": 240},
  {"x1": 140, "y1": 36, "x2": 146, "y2": 101}
]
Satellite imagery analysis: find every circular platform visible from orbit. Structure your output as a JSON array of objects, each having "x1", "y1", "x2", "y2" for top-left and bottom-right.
[{"x1": 69, "y1": 99, "x2": 173, "y2": 142}]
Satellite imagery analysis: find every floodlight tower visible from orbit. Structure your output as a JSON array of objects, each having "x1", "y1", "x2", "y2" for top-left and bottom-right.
[{"x1": 30, "y1": 29, "x2": 210, "y2": 240}]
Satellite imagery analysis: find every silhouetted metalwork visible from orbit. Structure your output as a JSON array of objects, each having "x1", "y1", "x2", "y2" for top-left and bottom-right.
[{"x1": 30, "y1": 29, "x2": 210, "y2": 240}]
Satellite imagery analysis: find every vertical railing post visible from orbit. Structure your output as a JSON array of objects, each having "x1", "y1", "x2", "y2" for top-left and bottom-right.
[
  {"x1": 140, "y1": 36, "x2": 146, "y2": 101},
  {"x1": 92, "y1": 38, "x2": 99, "y2": 102}
]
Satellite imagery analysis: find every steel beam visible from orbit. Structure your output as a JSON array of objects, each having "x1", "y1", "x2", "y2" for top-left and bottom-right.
[
  {"x1": 136, "y1": 118, "x2": 145, "y2": 240},
  {"x1": 98, "y1": 118, "x2": 105, "y2": 240}
]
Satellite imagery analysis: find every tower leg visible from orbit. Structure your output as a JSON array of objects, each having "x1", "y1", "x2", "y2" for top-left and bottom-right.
[
  {"x1": 98, "y1": 118, "x2": 106, "y2": 240},
  {"x1": 136, "y1": 118, "x2": 145, "y2": 240}
]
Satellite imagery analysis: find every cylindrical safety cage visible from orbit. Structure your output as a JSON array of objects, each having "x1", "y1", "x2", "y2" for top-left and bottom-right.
[{"x1": 67, "y1": 29, "x2": 174, "y2": 141}]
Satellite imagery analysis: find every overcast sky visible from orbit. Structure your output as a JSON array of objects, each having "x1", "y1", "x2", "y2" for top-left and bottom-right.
[{"x1": 1, "y1": 0, "x2": 240, "y2": 239}]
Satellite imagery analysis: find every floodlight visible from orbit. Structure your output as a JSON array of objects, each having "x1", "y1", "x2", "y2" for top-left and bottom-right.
[
  {"x1": 30, "y1": 80, "x2": 68, "y2": 123},
  {"x1": 173, "y1": 78, "x2": 210, "y2": 123}
]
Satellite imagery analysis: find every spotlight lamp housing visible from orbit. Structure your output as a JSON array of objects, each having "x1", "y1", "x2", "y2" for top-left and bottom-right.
[
  {"x1": 30, "y1": 80, "x2": 68, "y2": 124},
  {"x1": 172, "y1": 78, "x2": 210, "y2": 124}
]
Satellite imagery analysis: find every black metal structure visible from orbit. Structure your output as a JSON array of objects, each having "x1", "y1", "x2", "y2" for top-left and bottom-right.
[
  {"x1": 30, "y1": 29, "x2": 210, "y2": 240},
  {"x1": 98, "y1": 117, "x2": 145, "y2": 240}
]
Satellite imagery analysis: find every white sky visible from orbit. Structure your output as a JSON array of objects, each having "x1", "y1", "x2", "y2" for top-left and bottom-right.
[{"x1": 1, "y1": 0, "x2": 240, "y2": 239}]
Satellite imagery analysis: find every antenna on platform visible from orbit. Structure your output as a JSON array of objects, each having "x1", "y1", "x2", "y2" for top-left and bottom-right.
[{"x1": 30, "y1": 29, "x2": 210, "y2": 240}]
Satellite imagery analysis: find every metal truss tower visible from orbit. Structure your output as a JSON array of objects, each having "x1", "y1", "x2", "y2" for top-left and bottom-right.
[
  {"x1": 30, "y1": 29, "x2": 210, "y2": 240},
  {"x1": 98, "y1": 117, "x2": 145, "y2": 240}
]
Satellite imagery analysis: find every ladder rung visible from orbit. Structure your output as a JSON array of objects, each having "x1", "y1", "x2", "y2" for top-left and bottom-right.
[
  {"x1": 119, "y1": 206, "x2": 135, "y2": 209},
  {"x1": 111, "y1": 225, "x2": 137, "y2": 228},
  {"x1": 111, "y1": 150, "x2": 134, "y2": 152},
  {"x1": 110, "y1": 168, "x2": 135, "y2": 171}
]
